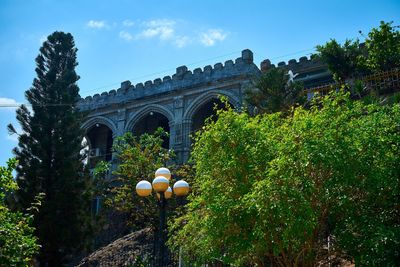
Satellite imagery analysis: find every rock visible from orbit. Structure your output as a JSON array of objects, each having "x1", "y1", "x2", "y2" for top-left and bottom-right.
[{"x1": 76, "y1": 228, "x2": 154, "y2": 267}]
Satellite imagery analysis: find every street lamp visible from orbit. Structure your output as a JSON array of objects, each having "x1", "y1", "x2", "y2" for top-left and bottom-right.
[{"x1": 135, "y1": 167, "x2": 190, "y2": 267}]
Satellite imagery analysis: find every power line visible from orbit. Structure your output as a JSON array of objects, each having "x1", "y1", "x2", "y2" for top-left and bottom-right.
[
  {"x1": 0, "y1": 46, "x2": 320, "y2": 108},
  {"x1": 268, "y1": 48, "x2": 316, "y2": 60},
  {"x1": 79, "y1": 47, "x2": 320, "y2": 94},
  {"x1": 1, "y1": 38, "x2": 362, "y2": 108},
  {"x1": 80, "y1": 50, "x2": 243, "y2": 94},
  {"x1": 0, "y1": 103, "x2": 77, "y2": 107}
]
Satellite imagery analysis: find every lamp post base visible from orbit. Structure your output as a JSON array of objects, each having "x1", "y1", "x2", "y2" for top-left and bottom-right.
[{"x1": 157, "y1": 192, "x2": 166, "y2": 267}]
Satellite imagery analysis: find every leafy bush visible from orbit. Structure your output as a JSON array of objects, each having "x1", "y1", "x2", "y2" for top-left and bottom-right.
[
  {"x1": 0, "y1": 159, "x2": 40, "y2": 266},
  {"x1": 170, "y1": 93, "x2": 400, "y2": 266}
]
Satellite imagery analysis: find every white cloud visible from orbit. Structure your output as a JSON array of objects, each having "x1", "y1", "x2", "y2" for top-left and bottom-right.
[
  {"x1": 119, "y1": 31, "x2": 134, "y2": 41},
  {"x1": 146, "y1": 19, "x2": 175, "y2": 28},
  {"x1": 116, "y1": 18, "x2": 228, "y2": 49},
  {"x1": 87, "y1": 20, "x2": 107, "y2": 29},
  {"x1": 174, "y1": 36, "x2": 191, "y2": 48},
  {"x1": 200, "y1": 29, "x2": 228, "y2": 46},
  {"x1": 139, "y1": 19, "x2": 176, "y2": 40},
  {"x1": 0, "y1": 97, "x2": 20, "y2": 111},
  {"x1": 122, "y1": 19, "x2": 135, "y2": 27}
]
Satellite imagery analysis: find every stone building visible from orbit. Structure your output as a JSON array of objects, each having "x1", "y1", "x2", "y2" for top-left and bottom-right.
[
  {"x1": 79, "y1": 49, "x2": 332, "y2": 168},
  {"x1": 78, "y1": 48, "x2": 333, "y2": 248}
]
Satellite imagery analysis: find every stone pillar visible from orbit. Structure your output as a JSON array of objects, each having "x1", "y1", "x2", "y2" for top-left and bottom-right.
[
  {"x1": 242, "y1": 49, "x2": 253, "y2": 64},
  {"x1": 109, "y1": 108, "x2": 127, "y2": 178},
  {"x1": 116, "y1": 108, "x2": 127, "y2": 137},
  {"x1": 260, "y1": 59, "x2": 272, "y2": 72},
  {"x1": 113, "y1": 108, "x2": 126, "y2": 167},
  {"x1": 109, "y1": 133, "x2": 119, "y2": 179},
  {"x1": 181, "y1": 119, "x2": 192, "y2": 163},
  {"x1": 169, "y1": 120, "x2": 176, "y2": 147},
  {"x1": 171, "y1": 96, "x2": 184, "y2": 163}
]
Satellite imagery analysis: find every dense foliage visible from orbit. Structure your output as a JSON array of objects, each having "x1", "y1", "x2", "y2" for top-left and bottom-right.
[
  {"x1": 316, "y1": 39, "x2": 364, "y2": 81},
  {"x1": 316, "y1": 21, "x2": 400, "y2": 81},
  {"x1": 364, "y1": 21, "x2": 400, "y2": 72},
  {"x1": 246, "y1": 21, "x2": 400, "y2": 115},
  {"x1": 103, "y1": 129, "x2": 173, "y2": 230},
  {"x1": 8, "y1": 32, "x2": 93, "y2": 265},
  {"x1": 0, "y1": 159, "x2": 40, "y2": 266},
  {"x1": 245, "y1": 67, "x2": 305, "y2": 114},
  {"x1": 169, "y1": 93, "x2": 400, "y2": 266}
]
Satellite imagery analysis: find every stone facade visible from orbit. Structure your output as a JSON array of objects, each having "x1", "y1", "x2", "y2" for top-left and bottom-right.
[{"x1": 79, "y1": 49, "x2": 332, "y2": 165}]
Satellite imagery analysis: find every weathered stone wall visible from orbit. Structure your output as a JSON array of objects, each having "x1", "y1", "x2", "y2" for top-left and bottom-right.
[
  {"x1": 79, "y1": 49, "x2": 331, "y2": 163},
  {"x1": 78, "y1": 49, "x2": 332, "y2": 258}
]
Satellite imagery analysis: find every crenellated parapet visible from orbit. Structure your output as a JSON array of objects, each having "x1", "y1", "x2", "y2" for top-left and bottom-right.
[
  {"x1": 260, "y1": 55, "x2": 332, "y2": 87},
  {"x1": 78, "y1": 49, "x2": 259, "y2": 111},
  {"x1": 80, "y1": 48, "x2": 336, "y2": 165},
  {"x1": 261, "y1": 55, "x2": 326, "y2": 72}
]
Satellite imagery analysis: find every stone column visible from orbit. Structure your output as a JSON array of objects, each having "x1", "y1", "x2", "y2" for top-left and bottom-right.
[
  {"x1": 116, "y1": 108, "x2": 127, "y2": 137},
  {"x1": 181, "y1": 118, "x2": 192, "y2": 163},
  {"x1": 108, "y1": 132, "x2": 119, "y2": 179},
  {"x1": 169, "y1": 120, "x2": 176, "y2": 147},
  {"x1": 109, "y1": 108, "x2": 127, "y2": 178},
  {"x1": 171, "y1": 96, "x2": 184, "y2": 163}
]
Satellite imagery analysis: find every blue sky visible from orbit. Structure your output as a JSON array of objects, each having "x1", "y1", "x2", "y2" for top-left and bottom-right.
[{"x1": 0, "y1": 0, "x2": 399, "y2": 166}]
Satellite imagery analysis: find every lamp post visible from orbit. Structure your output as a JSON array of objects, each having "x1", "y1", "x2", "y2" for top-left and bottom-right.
[{"x1": 135, "y1": 167, "x2": 190, "y2": 267}]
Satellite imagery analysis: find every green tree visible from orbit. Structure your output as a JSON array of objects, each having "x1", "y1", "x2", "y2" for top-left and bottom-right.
[
  {"x1": 104, "y1": 129, "x2": 173, "y2": 230},
  {"x1": 170, "y1": 93, "x2": 400, "y2": 266},
  {"x1": 245, "y1": 67, "x2": 305, "y2": 114},
  {"x1": 316, "y1": 21, "x2": 400, "y2": 80},
  {"x1": 169, "y1": 105, "x2": 281, "y2": 265},
  {"x1": 316, "y1": 39, "x2": 364, "y2": 81},
  {"x1": 8, "y1": 32, "x2": 92, "y2": 266},
  {"x1": 364, "y1": 21, "x2": 400, "y2": 72},
  {"x1": 0, "y1": 158, "x2": 40, "y2": 266}
]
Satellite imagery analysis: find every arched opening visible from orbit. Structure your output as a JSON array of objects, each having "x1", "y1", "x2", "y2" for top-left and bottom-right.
[
  {"x1": 86, "y1": 123, "x2": 114, "y2": 169},
  {"x1": 191, "y1": 98, "x2": 230, "y2": 134},
  {"x1": 132, "y1": 112, "x2": 170, "y2": 149}
]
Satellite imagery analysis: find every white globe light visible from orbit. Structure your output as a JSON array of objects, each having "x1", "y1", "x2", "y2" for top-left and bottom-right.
[
  {"x1": 136, "y1": 180, "x2": 152, "y2": 197},
  {"x1": 157, "y1": 186, "x2": 173, "y2": 199},
  {"x1": 155, "y1": 167, "x2": 171, "y2": 180},
  {"x1": 173, "y1": 180, "x2": 190, "y2": 196},
  {"x1": 152, "y1": 176, "x2": 169, "y2": 192}
]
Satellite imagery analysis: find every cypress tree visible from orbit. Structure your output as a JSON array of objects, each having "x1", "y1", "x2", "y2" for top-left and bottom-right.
[{"x1": 8, "y1": 31, "x2": 91, "y2": 266}]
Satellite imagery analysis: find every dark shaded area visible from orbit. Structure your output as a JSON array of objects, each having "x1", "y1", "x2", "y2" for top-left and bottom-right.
[
  {"x1": 132, "y1": 112, "x2": 170, "y2": 149},
  {"x1": 86, "y1": 124, "x2": 113, "y2": 168},
  {"x1": 192, "y1": 98, "x2": 230, "y2": 133}
]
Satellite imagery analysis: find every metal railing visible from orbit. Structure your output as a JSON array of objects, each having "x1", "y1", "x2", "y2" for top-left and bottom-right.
[{"x1": 305, "y1": 68, "x2": 400, "y2": 99}]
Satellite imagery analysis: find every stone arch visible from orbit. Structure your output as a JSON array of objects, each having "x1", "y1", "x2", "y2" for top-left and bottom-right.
[
  {"x1": 82, "y1": 116, "x2": 117, "y2": 167},
  {"x1": 125, "y1": 104, "x2": 174, "y2": 132},
  {"x1": 125, "y1": 104, "x2": 174, "y2": 149},
  {"x1": 183, "y1": 90, "x2": 239, "y2": 122},
  {"x1": 81, "y1": 116, "x2": 117, "y2": 135}
]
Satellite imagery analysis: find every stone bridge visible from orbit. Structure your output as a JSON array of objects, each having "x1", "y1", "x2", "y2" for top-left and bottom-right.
[{"x1": 78, "y1": 49, "x2": 331, "y2": 166}]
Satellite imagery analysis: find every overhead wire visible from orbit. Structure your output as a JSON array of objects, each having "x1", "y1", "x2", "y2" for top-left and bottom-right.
[
  {"x1": 0, "y1": 36, "x2": 363, "y2": 109},
  {"x1": 78, "y1": 33, "x2": 365, "y2": 95},
  {"x1": 79, "y1": 50, "x2": 243, "y2": 94},
  {"x1": 79, "y1": 48, "x2": 321, "y2": 94}
]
